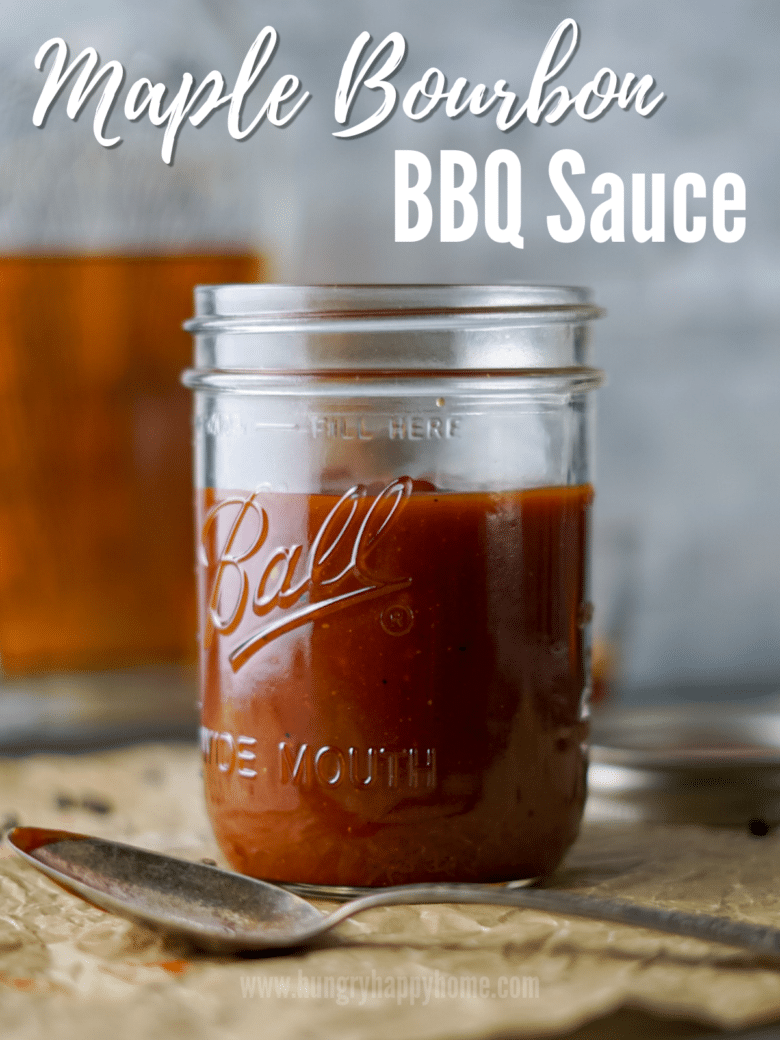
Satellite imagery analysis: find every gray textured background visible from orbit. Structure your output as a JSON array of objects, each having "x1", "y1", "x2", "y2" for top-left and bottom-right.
[{"x1": 2, "y1": 0, "x2": 779, "y2": 699}]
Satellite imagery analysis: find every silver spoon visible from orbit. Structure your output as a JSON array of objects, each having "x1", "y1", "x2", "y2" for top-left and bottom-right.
[{"x1": 8, "y1": 826, "x2": 780, "y2": 959}]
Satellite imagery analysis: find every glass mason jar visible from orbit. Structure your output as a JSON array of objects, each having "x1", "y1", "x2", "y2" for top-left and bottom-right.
[{"x1": 183, "y1": 284, "x2": 604, "y2": 893}]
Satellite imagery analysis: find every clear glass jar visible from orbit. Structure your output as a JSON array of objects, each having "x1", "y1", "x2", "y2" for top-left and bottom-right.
[{"x1": 183, "y1": 284, "x2": 604, "y2": 893}]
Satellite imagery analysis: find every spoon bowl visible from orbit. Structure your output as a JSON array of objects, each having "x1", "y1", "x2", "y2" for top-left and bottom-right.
[
  {"x1": 9, "y1": 826, "x2": 780, "y2": 959},
  {"x1": 8, "y1": 827, "x2": 326, "y2": 951}
]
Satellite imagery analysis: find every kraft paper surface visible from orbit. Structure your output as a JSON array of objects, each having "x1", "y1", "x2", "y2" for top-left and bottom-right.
[{"x1": 2, "y1": 743, "x2": 780, "y2": 1039}]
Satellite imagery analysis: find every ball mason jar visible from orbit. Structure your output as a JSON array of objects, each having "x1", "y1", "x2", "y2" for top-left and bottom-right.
[{"x1": 183, "y1": 284, "x2": 604, "y2": 893}]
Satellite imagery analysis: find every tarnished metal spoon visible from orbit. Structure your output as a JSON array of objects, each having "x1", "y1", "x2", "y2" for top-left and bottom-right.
[{"x1": 8, "y1": 826, "x2": 780, "y2": 958}]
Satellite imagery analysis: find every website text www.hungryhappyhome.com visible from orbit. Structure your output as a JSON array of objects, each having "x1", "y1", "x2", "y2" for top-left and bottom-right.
[{"x1": 240, "y1": 969, "x2": 540, "y2": 1006}]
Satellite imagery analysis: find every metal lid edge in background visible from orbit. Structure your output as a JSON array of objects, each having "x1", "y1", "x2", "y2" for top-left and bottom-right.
[{"x1": 588, "y1": 697, "x2": 780, "y2": 828}]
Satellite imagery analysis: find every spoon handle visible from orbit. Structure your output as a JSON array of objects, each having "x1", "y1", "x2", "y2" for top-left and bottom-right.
[{"x1": 324, "y1": 884, "x2": 780, "y2": 960}]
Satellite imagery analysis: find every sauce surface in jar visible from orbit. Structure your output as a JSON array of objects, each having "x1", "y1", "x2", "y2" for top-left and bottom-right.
[{"x1": 198, "y1": 478, "x2": 592, "y2": 887}]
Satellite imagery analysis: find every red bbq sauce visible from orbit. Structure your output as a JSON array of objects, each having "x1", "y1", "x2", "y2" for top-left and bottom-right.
[{"x1": 197, "y1": 478, "x2": 592, "y2": 887}]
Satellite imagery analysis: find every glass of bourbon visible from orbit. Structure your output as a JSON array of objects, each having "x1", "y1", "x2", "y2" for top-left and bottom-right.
[{"x1": 183, "y1": 285, "x2": 604, "y2": 894}]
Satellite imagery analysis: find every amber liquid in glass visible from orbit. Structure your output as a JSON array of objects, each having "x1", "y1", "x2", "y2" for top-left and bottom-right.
[{"x1": 0, "y1": 253, "x2": 262, "y2": 675}]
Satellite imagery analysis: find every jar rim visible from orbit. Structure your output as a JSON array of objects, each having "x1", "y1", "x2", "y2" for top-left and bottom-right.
[
  {"x1": 184, "y1": 283, "x2": 603, "y2": 375},
  {"x1": 185, "y1": 283, "x2": 604, "y2": 333}
]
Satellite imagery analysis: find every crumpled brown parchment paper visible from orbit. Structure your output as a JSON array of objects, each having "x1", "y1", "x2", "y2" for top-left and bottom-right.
[{"x1": 2, "y1": 743, "x2": 780, "y2": 1040}]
